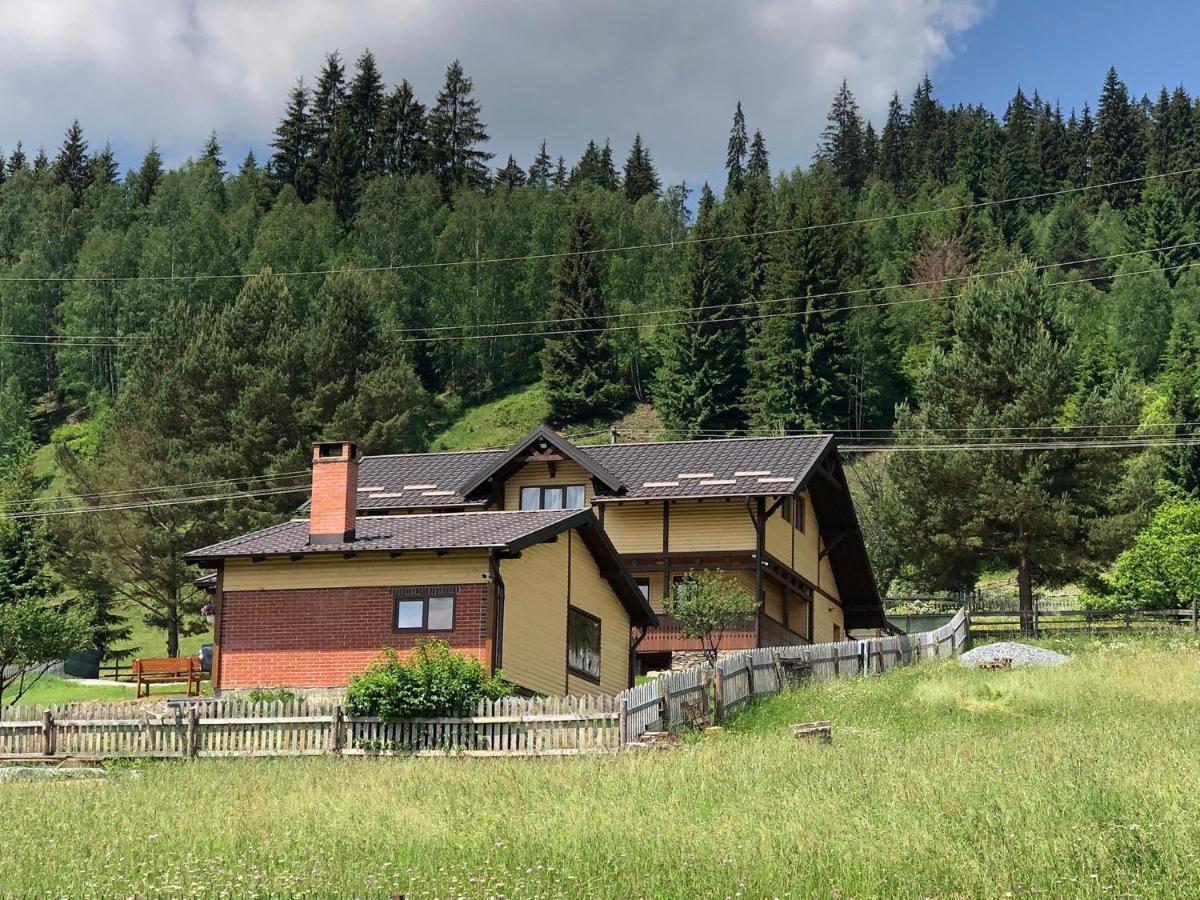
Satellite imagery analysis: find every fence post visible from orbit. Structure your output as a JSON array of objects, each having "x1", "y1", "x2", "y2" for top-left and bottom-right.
[
  {"x1": 617, "y1": 695, "x2": 628, "y2": 746},
  {"x1": 186, "y1": 706, "x2": 199, "y2": 759},
  {"x1": 329, "y1": 705, "x2": 344, "y2": 755},
  {"x1": 1192, "y1": 599, "x2": 1197, "y2": 634},
  {"x1": 771, "y1": 651, "x2": 784, "y2": 693},
  {"x1": 699, "y1": 668, "x2": 711, "y2": 723},
  {"x1": 713, "y1": 666, "x2": 725, "y2": 725},
  {"x1": 41, "y1": 709, "x2": 54, "y2": 757},
  {"x1": 744, "y1": 652, "x2": 755, "y2": 697}
]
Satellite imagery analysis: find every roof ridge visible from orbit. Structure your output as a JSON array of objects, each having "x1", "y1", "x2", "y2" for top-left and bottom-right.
[
  {"x1": 589, "y1": 433, "x2": 834, "y2": 449},
  {"x1": 363, "y1": 447, "x2": 508, "y2": 460}
]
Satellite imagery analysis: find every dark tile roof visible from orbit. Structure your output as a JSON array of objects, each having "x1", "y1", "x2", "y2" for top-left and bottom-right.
[
  {"x1": 349, "y1": 449, "x2": 506, "y2": 511},
  {"x1": 185, "y1": 509, "x2": 583, "y2": 560},
  {"x1": 348, "y1": 434, "x2": 834, "y2": 507},
  {"x1": 585, "y1": 435, "x2": 833, "y2": 501}
]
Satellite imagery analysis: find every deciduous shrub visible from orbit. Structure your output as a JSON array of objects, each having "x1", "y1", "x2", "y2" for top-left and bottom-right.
[
  {"x1": 1099, "y1": 499, "x2": 1200, "y2": 609},
  {"x1": 344, "y1": 639, "x2": 511, "y2": 719}
]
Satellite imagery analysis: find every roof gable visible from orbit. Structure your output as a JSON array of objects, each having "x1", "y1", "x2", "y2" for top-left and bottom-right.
[{"x1": 458, "y1": 425, "x2": 626, "y2": 498}]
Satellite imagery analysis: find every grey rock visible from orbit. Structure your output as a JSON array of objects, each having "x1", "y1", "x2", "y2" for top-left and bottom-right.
[{"x1": 960, "y1": 641, "x2": 1069, "y2": 668}]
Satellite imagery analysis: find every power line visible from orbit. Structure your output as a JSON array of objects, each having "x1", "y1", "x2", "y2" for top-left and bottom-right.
[
  {"x1": 0, "y1": 166, "x2": 1196, "y2": 286},
  {"x1": 23, "y1": 470, "x2": 311, "y2": 507},
  {"x1": 397, "y1": 240, "x2": 1200, "y2": 335},
  {"x1": 2, "y1": 485, "x2": 310, "y2": 520}
]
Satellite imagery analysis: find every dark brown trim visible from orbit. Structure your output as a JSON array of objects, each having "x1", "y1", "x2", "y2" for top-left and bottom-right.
[
  {"x1": 391, "y1": 586, "x2": 459, "y2": 633},
  {"x1": 212, "y1": 562, "x2": 224, "y2": 693},
  {"x1": 566, "y1": 604, "x2": 602, "y2": 685}
]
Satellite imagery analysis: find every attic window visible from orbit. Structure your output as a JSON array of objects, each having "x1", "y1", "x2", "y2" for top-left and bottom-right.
[{"x1": 520, "y1": 485, "x2": 586, "y2": 510}]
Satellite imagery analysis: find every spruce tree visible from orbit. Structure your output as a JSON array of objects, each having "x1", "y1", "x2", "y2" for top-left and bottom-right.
[
  {"x1": 496, "y1": 154, "x2": 526, "y2": 189},
  {"x1": 1092, "y1": 67, "x2": 1147, "y2": 208},
  {"x1": 1160, "y1": 318, "x2": 1200, "y2": 494},
  {"x1": 725, "y1": 101, "x2": 748, "y2": 195},
  {"x1": 553, "y1": 156, "x2": 567, "y2": 189},
  {"x1": 132, "y1": 142, "x2": 164, "y2": 206},
  {"x1": 878, "y1": 93, "x2": 906, "y2": 189},
  {"x1": 527, "y1": 140, "x2": 552, "y2": 186},
  {"x1": 7, "y1": 142, "x2": 26, "y2": 175},
  {"x1": 427, "y1": 59, "x2": 492, "y2": 195},
  {"x1": 201, "y1": 130, "x2": 225, "y2": 177},
  {"x1": 90, "y1": 142, "x2": 119, "y2": 186},
  {"x1": 374, "y1": 80, "x2": 428, "y2": 178},
  {"x1": 320, "y1": 110, "x2": 359, "y2": 227},
  {"x1": 1131, "y1": 179, "x2": 1191, "y2": 282},
  {"x1": 747, "y1": 130, "x2": 769, "y2": 181},
  {"x1": 655, "y1": 185, "x2": 745, "y2": 435},
  {"x1": 311, "y1": 51, "x2": 347, "y2": 171},
  {"x1": 623, "y1": 134, "x2": 660, "y2": 202},
  {"x1": 540, "y1": 201, "x2": 624, "y2": 424},
  {"x1": 270, "y1": 79, "x2": 317, "y2": 200},
  {"x1": 818, "y1": 79, "x2": 867, "y2": 193},
  {"x1": 346, "y1": 49, "x2": 386, "y2": 174},
  {"x1": 52, "y1": 119, "x2": 90, "y2": 204}
]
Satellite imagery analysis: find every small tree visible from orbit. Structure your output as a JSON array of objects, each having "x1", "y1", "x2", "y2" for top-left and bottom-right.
[
  {"x1": 662, "y1": 571, "x2": 758, "y2": 667},
  {"x1": 1103, "y1": 500, "x2": 1200, "y2": 610}
]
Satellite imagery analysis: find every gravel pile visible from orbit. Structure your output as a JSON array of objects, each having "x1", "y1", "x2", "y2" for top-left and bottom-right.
[{"x1": 960, "y1": 641, "x2": 1069, "y2": 668}]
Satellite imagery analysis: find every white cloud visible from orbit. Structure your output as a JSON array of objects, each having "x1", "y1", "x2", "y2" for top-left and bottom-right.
[{"x1": 0, "y1": 0, "x2": 990, "y2": 183}]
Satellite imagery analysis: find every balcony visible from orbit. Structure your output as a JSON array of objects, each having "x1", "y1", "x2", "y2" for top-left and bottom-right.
[{"x1": 634, "y1": 615, "x2": 757, "y2": 654}]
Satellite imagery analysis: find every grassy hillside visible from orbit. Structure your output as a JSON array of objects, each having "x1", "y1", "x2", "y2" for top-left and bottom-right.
[{"x1": 4, "y1": 633, "x2": 1198, "y2": 896}]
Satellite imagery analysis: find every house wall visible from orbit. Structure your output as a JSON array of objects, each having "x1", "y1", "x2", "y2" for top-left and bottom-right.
[
  {"x1": 222, "y1": 552, "x2": 488, "y2": 592},
  {"x1": 499, "y1": 532, "x2": 632, "y2": 696},
  {"x1": 216, "y1": 582, "x2": 489, "y2": 690},
  {"x1": 600, "y1": 502, "x2": 664, "y2": 553},
  {"x1": 667, "y1": 500, "x2": 757, "y2": 551},
  {"x1": 502, "y1": 461, "x2": 594, "y2": 510}
]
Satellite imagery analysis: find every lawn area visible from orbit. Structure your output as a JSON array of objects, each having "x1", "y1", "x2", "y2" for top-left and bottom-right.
[
  {"x1": 4, "y1": 633, "x2": 1200, "y2": 896},
  {"x1": 8, "y1": 674, "x2": 136, "y2": 707}
]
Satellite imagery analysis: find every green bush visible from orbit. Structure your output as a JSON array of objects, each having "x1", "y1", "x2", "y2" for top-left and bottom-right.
[
  {"x1": 247, "y1": 688, "x2": 298, "y2": 704},
  {"x1": 1099, "y1": 499, "x2": 1200, "y2": 609},
  {"x1": 344, "y1": 640, "x2": 512, "y2": 719}
]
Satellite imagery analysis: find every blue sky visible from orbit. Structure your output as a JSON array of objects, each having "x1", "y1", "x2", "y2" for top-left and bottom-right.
[{"x1": 0, "y1": 1, "x2": 1194, "y2": 190}]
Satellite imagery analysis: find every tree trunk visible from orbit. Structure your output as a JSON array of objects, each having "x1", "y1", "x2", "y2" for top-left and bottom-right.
[
  {"x1": 166, "y1": 601, "x2": 179, "y2": 658},
  {"x1": 1017, "y1": 544, "x2": 1035, "y2": 637}
]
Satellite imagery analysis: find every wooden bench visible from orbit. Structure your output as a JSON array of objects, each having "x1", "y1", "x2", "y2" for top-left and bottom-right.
[{"x1": 132, "y1": 657, "x2": 203, "y2": 699}]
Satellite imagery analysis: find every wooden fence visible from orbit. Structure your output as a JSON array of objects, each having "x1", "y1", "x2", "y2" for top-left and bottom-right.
[
  {"x1": 1, "y1": 611, "x2": 970, "y2": 759},
  {"x1": 620, "y1": 607, "x2": 970, "y2": 741},
  {"x1": 968, "y1": 605, "x2": 1199, "y2": 638}
]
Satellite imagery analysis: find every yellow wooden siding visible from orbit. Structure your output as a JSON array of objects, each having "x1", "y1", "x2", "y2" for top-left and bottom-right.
[
  {"x1": 222, "y1": 552, "x2": 488, "y2": 592},
  {"x1": 817, "y1": 553, "x2": 841, "y2": 602},
  {"x1": 564, "y1": 533, "x2": 631, "y2": 696},
  {"x1": 668, "y1": 500, "x2": 757, "y2": 551},
  {"x1": 601, "y1": 502, "x2": 664, "y2": 553},
  {"x1": 631, "y1": 570, "x2": 667, "y2": 612},
  {"x1": 787, "y1": 593, "x2": 809, "y2": 634},
  {"x1": 762, "y1": 578, "x2": 785, "y2": 623},
  {"x1": 764, "y1": 499, "x2": 794, "y2": 563},
  {"x1": 502, "y1": 461, "x2": 594, "y2": 510},
  {"x1": 812, "y1": 597, "x2": 845, "y2": 644},
  {"x1": 792, "y1": 491, "x2": 821, "y2": 584},
  {"x1": 498, "y1": 539, "x2": 569, "y2": 696}
]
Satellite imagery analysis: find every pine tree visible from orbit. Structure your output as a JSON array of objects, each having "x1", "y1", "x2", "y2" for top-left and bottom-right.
[
  {"x1": 427, "y1": 59, "x2": 493, "y2": 195},
  {"x1": 725, "y1": 101, "x2": 748, "y2": 195},
  {"x1": 540, "y1": 201, "x2": 624, "y2": 423},
  {"x1": 90, "y1": 142, "x2": 119, "y2": 186},
  {"x1": 320, "y1": 110, "x2": 360, "y2": 226},
  {"x1": 655, "y1": 185, "x2": 745, "y2": 435},
  {"x1": 747, "y1": 130, "x2": 769, "y2": 181},
  {"x1": 527, "y1": 140, "x2": 552, "y2": 186},
  {"x1": 1131, "y1": 179, "x2": 1192, "y2": 283},
  {"x1": 907, "y1": 75, "x2": 947, "y2": 184},
  {"x1": 1092, "y1": 67, "x2": 1147, "y2": 209},
  {"x1": 1066, "y1": 104, "x2": 1094, "y2": 187},
  {"x1": 623, "y1": 134, "x2": 660, "y2": 202},
  {"x1": 52, "y1": 119, "x2": 90, "y2": 204},
  {"x1": 270, "y1": 79, "x2": 317, "y2": 200},
  {"x1": 374, "y1": 80, "x2": 428, "y2": 178},
  {"x1": 32, "y1": 147, "x2": 50, "y2": 177},
  {"x1": 346, "y1": 49, "x2": 386, "y2": 174},
  {"x1": 878, "y1": 93, "x2": 907, "y2": 189},
  {"x1": 597, "y1": 140, "x2": 619, "y2": 190},
  {"x1": 819, "y1": 79, "x2": 867, "y2": 193},
  {"x1": 496, "y1": 154, "x2": 526, "y2": 190},
  {"x1": 201, "y1": 130, "x2": 225, "y2": 177}
]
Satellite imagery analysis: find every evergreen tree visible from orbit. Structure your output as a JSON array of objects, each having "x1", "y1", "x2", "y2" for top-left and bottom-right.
[
  {"x1": 725, "y1": 101, "x2": 748, "y2": 195},
  {"x1": 655, "y1": 185, "x2": 745, "y2": 435},
  {"x1": 32, "y1": 147, "x2": 50, "y2": 177},
  {"x1": 623, "y1": 134, "x2": 660, "y2": 202},
  {"x1": 540, "y1": 201, "x2": 624, "y2": 423},
  {"x1": 7, "y1": 142, "x2": 26, "y2": 175},
  {"x1": 597, "y1": 140, "x2": 619, "y2": 191},
  {"x1": 907, "y1": 75, "x2": 947, "y2": 184},
  {"x1": 527, "y1": 140, "x2": 552, "y2": 186},
  {"x1": 427, "y1": 59, "x2": 492, "y2": 195},
  {"x1": 1066, "y1": 103, "x2": 1094, "y2": 187},
  {"x1": 320, "y1": 110, "x2": 360, "y2": 226},
  {"x1": 747, "y1": 129, "x2": 769, "y2": 181},
  {"x1": 346, "y1": 49, "x2": 386, "y2": 174},
  {"x1": 374, "y1": 80, "x2": 428, "y2": 178},
  {"x1": 496, "y1": 154, "x2": 526, "y2": 190},
  {"x1": 201, "y1": 130, "x2": 225, "y2": 177},
  {"x1": 132, "y1": 142, "x2": 164, "y2": 206},
  {"x1": 818, "y1": 79, "x2": 867, "y2": 193},
  {"x1": 89, "y1": 142, "x2": 119, "y2": 186},
  {"x1": 270, "y1": 79, "x2": 317, "y2": 200},
  {"x1": 311, "y1": 51, "x2": 347, "y2": 170},
  {"x1": 553, "y1": 155, "x2": 567, "y2": 189},
  {"x1": 1131, "y1": 178, "x2": 1192, "y2": 282},
  {"x1": 877, "y1": 93, "x2": 907, "y2": 189},
  {"x1": 52, "y1": 119, "x2": 90, "y2": 204},
  {"x1": 1092, "y1": 67, "x2": 1147, "y2": 208},
  {"x1": 1160, "y1": 318, "x2": 1200, "y2": 494}
]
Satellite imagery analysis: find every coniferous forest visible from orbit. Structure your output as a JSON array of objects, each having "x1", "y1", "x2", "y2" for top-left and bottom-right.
[{"x1": 2, "y1": 53, "x2": 1200, "y2": 653}]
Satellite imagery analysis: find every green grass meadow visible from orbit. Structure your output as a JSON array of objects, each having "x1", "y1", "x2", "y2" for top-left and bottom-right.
[{"x1": 3, "y1": 634, "x2": 1200, "y2": 897}]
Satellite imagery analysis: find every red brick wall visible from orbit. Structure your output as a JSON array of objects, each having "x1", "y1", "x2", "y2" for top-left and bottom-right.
[{"x1": 217, "y1": 583, "x2": 489, "y2": 689}]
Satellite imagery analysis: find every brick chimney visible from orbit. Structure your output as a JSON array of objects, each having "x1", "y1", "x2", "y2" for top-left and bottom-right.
[{"x1": 309, "y1": 441, "x2": 359, "y2": 544}]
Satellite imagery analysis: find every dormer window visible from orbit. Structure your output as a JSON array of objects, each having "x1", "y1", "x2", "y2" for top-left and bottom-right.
[{"x1": 520, "y1": 484, "x2": 586, "y2": 510}]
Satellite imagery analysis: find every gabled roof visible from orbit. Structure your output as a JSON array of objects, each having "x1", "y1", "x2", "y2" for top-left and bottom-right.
[
  {"x1": 185, "y1": 509, "x2": 656, "y2": 626},
  {"x1": 318, "y1": 448, "x2": 505, "y2": 512},
  {"x1": 458, "y1": 425, "x2": 626, "y2": 497}
]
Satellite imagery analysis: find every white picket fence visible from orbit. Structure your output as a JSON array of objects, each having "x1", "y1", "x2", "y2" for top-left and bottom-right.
[{"x1": 0, "y1": 610, "x2": 969, "y2": 759}]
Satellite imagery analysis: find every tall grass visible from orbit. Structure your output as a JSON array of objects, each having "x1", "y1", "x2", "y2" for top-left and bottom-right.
[{"x1": 3, "y1": 634, "x2": 1199, "y2": 897}]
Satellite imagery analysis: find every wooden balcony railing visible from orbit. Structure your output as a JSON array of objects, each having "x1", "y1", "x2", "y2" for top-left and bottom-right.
[{"x1": 634, "y1": 616, "x2": 757, "y2": 653}]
